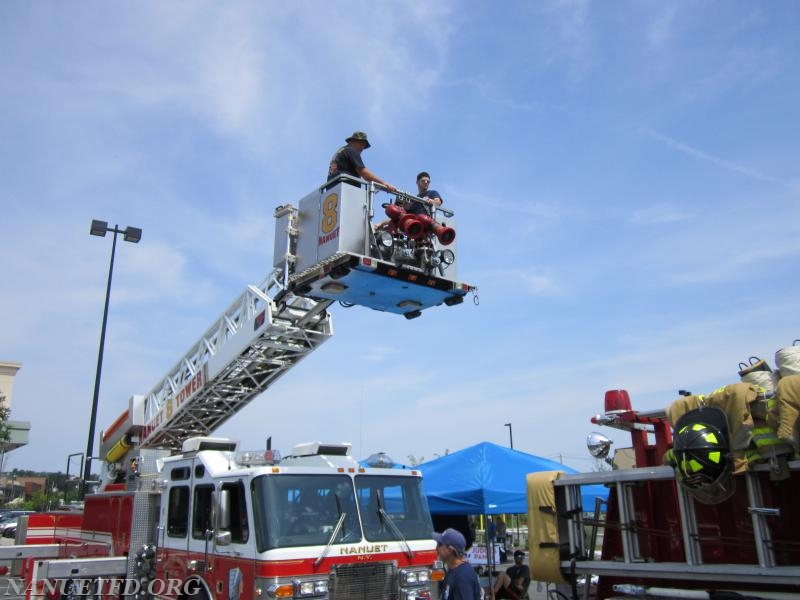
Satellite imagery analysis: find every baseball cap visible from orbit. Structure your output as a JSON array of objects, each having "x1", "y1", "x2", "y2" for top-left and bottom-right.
[
  {"x1": 433, "y1": 528, "x2": 466, "y2": 554},
  {"x1": 513, "y1": 550, "x2": 525, "y2": 559}
]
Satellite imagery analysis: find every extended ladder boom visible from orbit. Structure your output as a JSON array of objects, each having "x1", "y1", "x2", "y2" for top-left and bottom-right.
[
  {"x1": 139, "y1": 282, "x2": 332, "y2": 449},
  {"x1": 101, "y1": 280, "x2": 332, "y2": 471},
  {"x1": 99, "y1": 180, "x2": 475, "y2": 484}
]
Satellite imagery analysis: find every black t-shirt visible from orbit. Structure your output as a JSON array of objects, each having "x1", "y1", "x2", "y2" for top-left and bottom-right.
[
  {"x1": 505, "y1": 564, "x2": 531, "y2": 591},
  {"x1": 327, "y1": 145, "x2": 365, "y2": 181}
]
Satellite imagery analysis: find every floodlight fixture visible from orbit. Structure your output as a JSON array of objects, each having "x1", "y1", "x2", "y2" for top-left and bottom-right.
[{"x1": 90, "y1": 220, "x2": 109, "y2": 237}]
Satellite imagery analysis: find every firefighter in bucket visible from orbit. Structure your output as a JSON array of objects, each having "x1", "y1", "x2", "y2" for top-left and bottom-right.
[{"x1": 665, "y1": 406, "x2": 736, "y2": 504}]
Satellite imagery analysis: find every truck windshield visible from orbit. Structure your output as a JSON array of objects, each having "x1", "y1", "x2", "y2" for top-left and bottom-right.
[
  {"x1": 355, "y1": 475, "x2": 433, "y2": 542},
  {"x1": 252, "y1": 474, "x2": 362, "y2": 551}
]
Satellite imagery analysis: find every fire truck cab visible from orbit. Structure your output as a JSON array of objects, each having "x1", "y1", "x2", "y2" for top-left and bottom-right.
[
  {"x1": 146, "y1": 438, "x2": 440, "y2": 600},
  {"x1": 23, "y1": 439, "x2": 440, "y2": 600}
]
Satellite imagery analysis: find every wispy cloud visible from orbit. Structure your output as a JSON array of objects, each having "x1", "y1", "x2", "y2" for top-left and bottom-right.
[
  {"x1": 447, "y1": 185, "x2": 583, "y2": 229},
  {"x1": 643, "y1": 128, "x2": 800, "y2": 189},
  {"x1": 539, "y1": 0, "x2": 595, "y2": 82},
  {"x1": 472, "y1": 268, "x2": 561, "y2": 298},
  {"x1": 628, "y1": 203, "x2": 694, "y2": 225},
  {"x1": 646, "y1": 4, "x2": 678, "y2": 48},
  {"x1": 361, "y1": 346, "x2": 397, "y2": 363},
  {"x1": 679, "y1": 46, "x2": 781, "y2": 105},
  {"x1": 621, "y1": 197, "x2": 800, "y2": 288},
  {"x1": 2, "y1": 3, "x2": 457, "y2": 161}
]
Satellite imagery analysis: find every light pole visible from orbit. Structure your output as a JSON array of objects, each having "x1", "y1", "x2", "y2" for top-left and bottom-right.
[
  {"x1": 83, "y1": 220, "x2": 141, "y2": 496},
  {"x1": 504, "y1": 422, "x2": 515, "y2": 548}
]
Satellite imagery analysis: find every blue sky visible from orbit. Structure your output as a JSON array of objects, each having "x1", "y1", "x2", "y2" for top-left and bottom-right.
[{"x1": 2, "y1": 2, "x2": 799, "y2": 474}]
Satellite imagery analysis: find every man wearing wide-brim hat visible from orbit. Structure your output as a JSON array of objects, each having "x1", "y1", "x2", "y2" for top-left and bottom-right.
[{"x1": 327, "y1": 131, "x2": 397, "y2": 192}]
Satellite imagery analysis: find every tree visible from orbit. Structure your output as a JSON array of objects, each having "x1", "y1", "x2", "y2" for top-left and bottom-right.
[
  {"x1": 407, "y1": 455, "x2": 424, "y2": 467},
  {"x1": 407, "y1": 449, "x2": 449, "y2": 466},
  {"x1": 24, "y1": 488, "x2": 48, "y2": 512},
  {"x1": 0, "y1": 404, "x2": 10, "y2": 444},
  {"x1": 0, "y1": 404, "x2": 10, "y2": 485}
]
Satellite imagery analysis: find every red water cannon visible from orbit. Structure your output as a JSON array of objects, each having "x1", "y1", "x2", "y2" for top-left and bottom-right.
[
  {"x1": 415, "y1": 214, "x2": 456, "y2": 246},
  {"x1": 384, "y1": 204, "x2": 425, "y2": 239}
]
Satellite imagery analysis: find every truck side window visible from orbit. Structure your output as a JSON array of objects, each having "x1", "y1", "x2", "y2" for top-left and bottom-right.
[
  {"x1": 221, "y1": 481, "x2": 249, "y2": 544},
  {"x1": 192, "y1": 485, "x2": 214, "y2": 540},
  {"x1": 167, "y1": 486, "x2": 189, "y2": 537}
]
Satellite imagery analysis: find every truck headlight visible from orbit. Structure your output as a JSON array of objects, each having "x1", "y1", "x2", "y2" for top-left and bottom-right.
[
  {"x1": 295, "y1": 579, "x2": 327, "y2": 597},
  {"x1": 400, "y1": 568, "x2": 431, "y2": 586}
]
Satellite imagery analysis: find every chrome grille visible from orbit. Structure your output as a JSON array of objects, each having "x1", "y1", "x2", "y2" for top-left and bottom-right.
[{"x1": 329, "y1": 561, "x2": 397, "y2": 600}]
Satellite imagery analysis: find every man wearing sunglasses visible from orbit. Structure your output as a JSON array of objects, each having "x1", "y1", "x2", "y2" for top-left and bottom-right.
[{"x1": 403, "y1": 171, "x2": 443, "y2": 216}]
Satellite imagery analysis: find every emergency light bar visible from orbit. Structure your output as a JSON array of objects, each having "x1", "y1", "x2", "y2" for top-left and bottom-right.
[
  {"x1": 236, "y1": 449, "x2": 282, "y2": 467},
  {"x1": 291, "y1": 442, "x2": 351, "y2": 457},
  {"x1": 181, "y1": 437, "x2": 238, "y2": 453}
]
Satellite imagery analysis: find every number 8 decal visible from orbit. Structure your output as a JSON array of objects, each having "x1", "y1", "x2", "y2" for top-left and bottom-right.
[{"x1": 321, "y1": 193, "x2": 338, "y2": 234}]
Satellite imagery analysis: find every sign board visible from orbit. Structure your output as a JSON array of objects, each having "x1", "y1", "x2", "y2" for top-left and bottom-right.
[{"x1": 465, "y1": 544, "x2": 501, "y2": 566}]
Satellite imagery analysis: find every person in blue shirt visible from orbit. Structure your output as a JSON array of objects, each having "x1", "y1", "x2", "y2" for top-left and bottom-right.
[
  {"x1": 405, "y1": 171, "x2": 443, "y2": 215},
  {"x1": 434, "y1": 528, "x2": 482, "y2": 600},
  {"x1": 374, "y1": 170, "x2": 444, "y2": 230}
]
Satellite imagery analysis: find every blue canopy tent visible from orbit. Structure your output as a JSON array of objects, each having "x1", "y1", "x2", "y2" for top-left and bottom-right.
[{"x1": 418, "y1": 441, "x2": 608, "y2": 515}]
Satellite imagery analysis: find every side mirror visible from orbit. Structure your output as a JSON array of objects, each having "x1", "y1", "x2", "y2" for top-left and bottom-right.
[{"x1": 217, "y1": 489, "x2": 231, "y2": 531}]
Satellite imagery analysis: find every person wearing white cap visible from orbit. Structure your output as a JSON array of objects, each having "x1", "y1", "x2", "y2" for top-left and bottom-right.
[{"x1": 433, "y1": 528, "x2": 482, "y2": 600}]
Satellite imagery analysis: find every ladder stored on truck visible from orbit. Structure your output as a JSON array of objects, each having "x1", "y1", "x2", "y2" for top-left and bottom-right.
[
  {"x1": 553, "y1": 463, "x2": 800, "y2": 587},
  {"x1": 532, "y1": 401, "x2": 800, "y2": 599}
]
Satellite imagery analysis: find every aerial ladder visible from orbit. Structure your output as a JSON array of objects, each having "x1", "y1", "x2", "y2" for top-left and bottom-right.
[{"x1": 99, "y1": 176, "x2": 475, "y2": 483}]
